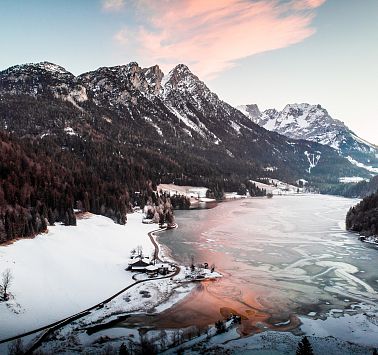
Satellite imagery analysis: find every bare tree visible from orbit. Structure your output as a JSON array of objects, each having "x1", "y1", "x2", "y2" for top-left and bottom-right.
[
  {"x1": 210, "y1": 263, "x2": 215, "y2": 273},
  {"x1": 136, "y1": 245, "x2": 143, "y2": 258},
  {"x1": 1, "y1": 268, "x2": 13, "y2": 301},
  {"x1": 151, "y1": 251, "x2": 157, "y2": 265},
  {"x1": 190, "y1": 255, "x2": 195, "y2": 272},
  {"x1": 171, "y1": 330, "x2": 182, "y2": 347},
  {"x1": 158, "y1": 330, "x2": 168, "y2": 351},
  {"x1": 139, "y1": 334, "x2": 157, "y2": 355}
]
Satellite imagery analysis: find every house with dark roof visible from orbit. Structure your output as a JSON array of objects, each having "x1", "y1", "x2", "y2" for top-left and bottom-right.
[{"x1": 127, "y1": 259, "x2": 151, "y2": 271}]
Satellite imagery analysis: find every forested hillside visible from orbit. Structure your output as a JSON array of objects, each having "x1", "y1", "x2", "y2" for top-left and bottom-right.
[
  {"x1": 0, "y1": 126, "x2": 266, "y2": 243},
  {"x1": 346, "y1": 191, "x2": 378, "y2": 237},
  {"x1": 0, "y1": 131, "x2": 131, "y2": 243},
  {"x1": 321, "y1": 175, "x2": 378, "y2": 197}
]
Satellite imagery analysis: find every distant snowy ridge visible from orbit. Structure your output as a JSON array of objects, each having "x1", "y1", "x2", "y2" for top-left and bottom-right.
[{"x1": 238, "y1": 103, "x2": 378, "y2": 174}]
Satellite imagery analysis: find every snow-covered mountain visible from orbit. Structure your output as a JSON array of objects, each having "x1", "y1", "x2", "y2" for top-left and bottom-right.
[
  {"x1": 237, "y1": 103, "x2": 378, "y2": 174},
  {"x1": 237, "y1": 104, "x2": 261, "y2": 121},
  {"x1": 0, "y1": 61, "x2": 371, "y2": 185}
]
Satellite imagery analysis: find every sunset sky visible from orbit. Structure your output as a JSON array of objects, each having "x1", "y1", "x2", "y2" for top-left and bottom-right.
[{"x1": 1, "y1": 0, "x2": 377, "y2": 144}]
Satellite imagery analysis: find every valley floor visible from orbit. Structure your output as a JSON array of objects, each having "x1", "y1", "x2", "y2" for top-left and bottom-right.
[
  {"x1": 1, "y1": 197, "x2": 378, "y2": 354},
  {"x1": 0, "y1": 213, "x2": 170, "y2": 342}
]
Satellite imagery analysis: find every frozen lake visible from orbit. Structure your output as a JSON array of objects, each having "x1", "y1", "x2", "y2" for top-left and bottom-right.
[{"x1": 154, "y1": 194, "x2": 378, "y2": 334}]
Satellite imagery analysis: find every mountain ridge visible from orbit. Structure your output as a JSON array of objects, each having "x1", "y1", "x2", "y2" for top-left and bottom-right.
[
  {"x1": 0, "y1": 61, "x2": 370, "y2": 185},
  {"x1": 0, "y1": 60, "x2": 374, "y2": 243},
  {"x1": 237, "y1": 102, "x2": 378, "y2": 174}
]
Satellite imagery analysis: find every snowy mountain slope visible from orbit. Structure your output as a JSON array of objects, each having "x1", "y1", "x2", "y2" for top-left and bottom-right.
[
  {"x1": 237, "y1": 103, "x2": 378, "y2": 174},
  {"x1": 0, "y1": 61, "x2": 87, "y2": 104},
  {"x1": 237, "y1": 104, "x2": 261, "y2": 121},
  {"x1": 0, "y1": 62, "x2": 370, "y2": 186}
]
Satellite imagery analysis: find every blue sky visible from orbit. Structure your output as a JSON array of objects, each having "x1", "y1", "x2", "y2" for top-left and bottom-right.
[{"x1": 1, "y1": 0, "x2": 377, "y2": 144}]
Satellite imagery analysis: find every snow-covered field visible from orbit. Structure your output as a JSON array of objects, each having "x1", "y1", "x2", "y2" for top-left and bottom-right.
[
  {"x1": 249, "y1": 179, "x2": 304, "y2": 195},
  {"x1": 0, "y1": 213, "x2": 157, "y2": 340},
  {"x1": 339, "y1": 176, "x2": 367, "y2": 183},
  {"x1": 158, "y1": 184, "x2": 208, "y2": 198}
]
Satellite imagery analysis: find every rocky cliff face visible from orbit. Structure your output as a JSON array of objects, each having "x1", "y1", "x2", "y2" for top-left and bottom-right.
[{"x1": 237, "y1": 104, "x2": 261, "y2": 121}]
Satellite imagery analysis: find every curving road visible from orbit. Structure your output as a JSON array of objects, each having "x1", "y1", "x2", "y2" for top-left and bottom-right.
[{"x1": 0, "y1": 226, "x2": 180, "y2": 354}]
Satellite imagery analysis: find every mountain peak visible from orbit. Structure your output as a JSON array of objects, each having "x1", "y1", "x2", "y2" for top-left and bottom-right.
[
  {"x1": 126, "y1": 61, "x2": 139, "y2": 68},
  {"x1": 163, "y1": 64, "x2": 194, "y2": 85},
  {"x1": 2, "y1": 61, "x2": 73, "y2": 77},
  {"x1": 162, "y1": 63, "x2": 210, "y2": 98},
  {"x1": 34, "y1": 61, "x2": 70, "y2": 74},
  {"x1": 172, "y1": 63, "x2": 191, "y2": 74},
  {"x1": 242, "y1": 101, "x2": 378, "y2": 170},
  {"x1": 237, "y1": 104, "x2": 261, "y2": 122},
  {"x1": 282, "y1": 102, "x2": 325, "y2": 113},
  {"x1": 256, "y1": 102, "x2": 348, "y2": 144},
  {"x1": 0, "y1": 61, "x2": 76, "y2": 97},
  {"x1": 142, "y1": 65, "x2": 164, "y2": 95}
]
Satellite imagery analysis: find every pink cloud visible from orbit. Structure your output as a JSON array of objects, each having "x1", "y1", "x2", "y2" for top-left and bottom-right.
[{"x1": 114, "y1": 0, "x2": 326, "y2": 78}]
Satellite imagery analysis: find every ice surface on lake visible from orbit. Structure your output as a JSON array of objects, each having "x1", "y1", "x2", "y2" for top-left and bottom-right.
[{"x1": 160, "y1": 195, "x2": 378, "y2": 321}]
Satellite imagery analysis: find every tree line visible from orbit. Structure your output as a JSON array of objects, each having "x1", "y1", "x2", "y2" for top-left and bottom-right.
[{"x1": 346, "y1": 191, "x2": 378, "y2": 237}]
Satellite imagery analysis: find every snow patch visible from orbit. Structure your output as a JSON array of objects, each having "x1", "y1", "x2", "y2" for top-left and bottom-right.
[
  {"x1": 346, "y1": 156, "x2": 378, "y2": 173},
  {"x1": 166, "y1": 105, "x2": 206, "y2": 138},
  {"x1": 64, "y1": 127, "x2": 78, "y2": 136},
  {"x1": 226, "y1": 149, "x2": 234, "y2": 158},
  {"x1": 339, "y1": 176, "x2": 366, "y2": 183},
  {"x1": 144, "y1": 116, "x2": 163, "y2": 137},
  {"x1": 304, "y1": 151, "x2": 321, "y2": 173},
  {"x1": 230, "y1": 120, "x2": 241, "y2": 134}
]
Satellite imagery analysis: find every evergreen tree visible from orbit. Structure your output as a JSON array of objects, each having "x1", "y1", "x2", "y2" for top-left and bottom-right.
[
  {"x1": 119, "y1": 342, "x2": 129, "y2": 355},
  {"x1": 296, "y1": 336, "x2": 314, "y2": 355}
]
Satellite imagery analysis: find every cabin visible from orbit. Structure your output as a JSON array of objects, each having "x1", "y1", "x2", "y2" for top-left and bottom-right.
[
  {"x1": 127, "y1": 259, "x2": 151, "y2": 272},
  {"x1": 142, "y1": 218, "x2": 154, "y2": 224},
  {"x1": 158, "y1": 264, "x2": 170, "y2": 275},
  {"x1": 145, "y1": 264, "x2": 159, "y2": 277},
  {"x1": 146, "y1": 263, "x2": 170, "y2": 276}
]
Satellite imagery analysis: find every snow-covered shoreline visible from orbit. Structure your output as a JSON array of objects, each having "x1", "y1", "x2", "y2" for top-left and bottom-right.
[
  {"x1": 0, "y1": 209, "x2": 224, "y2": 354},
  {"x1": 0, "y1": 212, "x2": 179, "y2": 342},
  {"x1": 2, "y1": 201, "x2": 378, "y2": 354},
  {"x1": 359, "y1": 235, "x2": 378, "y2": 245}
]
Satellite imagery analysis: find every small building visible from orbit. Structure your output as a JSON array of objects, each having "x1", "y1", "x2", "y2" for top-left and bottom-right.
[
  {"x1": 146, "y1": 264, "x2": 160, "y2": 277},
  {"x1": 127, "y1": 259, "x2": 151, "y2": 272},
  {"x1": 142, "y1": 218, "x2": 154, "y2": 224},
  {"x1": 158, "y1": 264, "x2": 170, "y2": 275},
  {"x1": 145, "y1": 263, "x2": 170, "y2": 276}
]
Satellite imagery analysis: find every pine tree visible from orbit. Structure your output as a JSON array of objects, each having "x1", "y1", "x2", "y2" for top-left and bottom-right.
[
  {"x1": 119, "y1": 342, "x2": 129, "y2": 355},
  {"x1": 296, "y1": 336, "x2": 314, "y2": 355}
]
